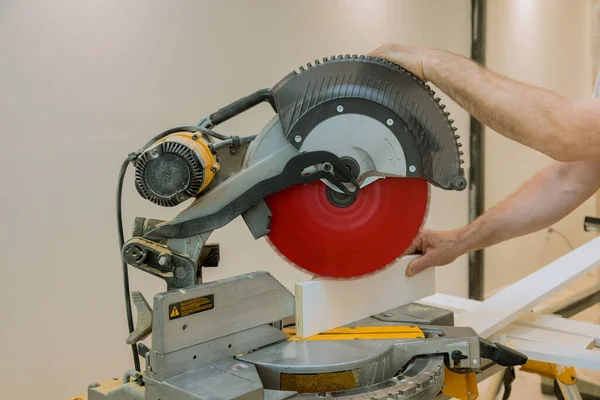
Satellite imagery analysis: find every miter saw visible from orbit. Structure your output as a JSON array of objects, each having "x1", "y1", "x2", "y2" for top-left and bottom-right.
[{"x1": 87, "y1": 55, "x2": 528, "y2": 400}]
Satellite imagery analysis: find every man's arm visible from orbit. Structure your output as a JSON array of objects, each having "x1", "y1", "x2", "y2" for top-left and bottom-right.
[
  {"x1": 369, "y1": 44, "x2": 600, "y2": 162},
  {"x1": 405, "y1": 159, "x2": 600, "y2": 276}
]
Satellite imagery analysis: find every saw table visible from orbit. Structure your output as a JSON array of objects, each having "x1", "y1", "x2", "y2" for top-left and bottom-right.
[{"x1": 85, "y1": 272, "x2": 522, "y2": 400}]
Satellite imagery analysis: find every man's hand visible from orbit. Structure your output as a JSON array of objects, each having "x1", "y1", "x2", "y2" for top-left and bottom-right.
[
  {"x1": 404, "y1": 229, "x2": 466, "y2": 277},
  {"x1": 368, "y1": 43, "x2": 435, "y2": 81}
]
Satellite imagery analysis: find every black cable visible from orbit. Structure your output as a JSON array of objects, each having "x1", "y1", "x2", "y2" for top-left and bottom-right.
[
  {"x1": 547, "y1": 227, "x2": 575, "y2": 250},
  {"x1": 211, "y1": 134, "x2": 257, "y2": 151},
  {"x1": 117, "y1": 155, "x2": 141, "y2": 372}
]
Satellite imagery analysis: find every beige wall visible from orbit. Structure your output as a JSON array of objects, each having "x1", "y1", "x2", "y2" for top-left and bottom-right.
[
  {"x1": 0, "y1": 1, "x2": 471, "y2": 399},
  {"x1": 484, "y1": 0, "x2": 596, "y2": 295}
]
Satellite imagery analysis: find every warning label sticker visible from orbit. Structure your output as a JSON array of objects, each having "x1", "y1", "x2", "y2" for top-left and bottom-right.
[{"x1": 168, "y1": 294, "x2": 214, "y2": 320}]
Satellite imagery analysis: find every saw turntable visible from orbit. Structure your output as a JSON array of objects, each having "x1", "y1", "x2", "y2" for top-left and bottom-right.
[{"x1": 88, "y1": 55, "x2": 527, "y2": 400}]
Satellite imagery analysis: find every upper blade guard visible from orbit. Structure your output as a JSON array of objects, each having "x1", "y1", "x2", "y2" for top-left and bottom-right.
[{"x1": 270, "y1": 54, "x2": 466, "y2": 191}]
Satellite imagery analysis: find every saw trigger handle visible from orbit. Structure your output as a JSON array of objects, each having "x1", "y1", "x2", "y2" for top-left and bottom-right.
[
  {"x1": 125, "y1": 291, "x2": 152, "y2": 345},
  {"x1": 479, "y1": 337, "x2": 528, "y2": 367},
  {"x1": 209, "y1": 88, "x2": 276, "y2": 126}
]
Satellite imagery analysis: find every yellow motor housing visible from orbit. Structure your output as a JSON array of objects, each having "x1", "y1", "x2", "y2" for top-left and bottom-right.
[{"x1": 134, "y1": 132, "x2": 219, "y2": 207}]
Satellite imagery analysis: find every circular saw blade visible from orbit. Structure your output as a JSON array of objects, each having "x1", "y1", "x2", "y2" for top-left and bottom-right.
[{"x1": 264, "y1": 177, "x2": 430, "y2": 279}]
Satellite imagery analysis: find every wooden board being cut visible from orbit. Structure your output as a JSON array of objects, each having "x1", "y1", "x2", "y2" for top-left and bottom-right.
[
  {"x1": 455, "y1": 236, "x2": 600, "y2": 338},
  {"x1": 295, "y1": 255, "x2": 435, "y2": 338}
]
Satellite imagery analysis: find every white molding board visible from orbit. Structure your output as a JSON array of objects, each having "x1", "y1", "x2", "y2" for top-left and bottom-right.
[
  {"x1": 455, "y1": 236, "x2": 600, "y2": 338},
  {"x1": 295, "y1": 255, "x2": 435, "y2": 338},
  {"x1": 498, "y1": 338, "x2": 600, "y2": 370},
  {"x1": 497, "y1": 325, "x2": 594, "y2": 349},
  {"x1": 516, "y1": 313, "x2": 600, "y2": 346},
  {"x1": 418, "y1": 292, "x2": 480, "y2": 313}
]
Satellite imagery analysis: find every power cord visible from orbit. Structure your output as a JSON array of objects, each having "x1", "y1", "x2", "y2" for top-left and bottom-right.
[
  {"x1": 117, "y1": 154, "x2": 141, "y2": 372},
  {"x1": 547, "y1": 227, "x2": 574, "y2": 250}
]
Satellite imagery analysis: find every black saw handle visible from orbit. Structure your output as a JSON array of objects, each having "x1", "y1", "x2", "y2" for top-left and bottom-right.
[{"x1": 209, "y1": 88, "x2": 276, "y2": 126}]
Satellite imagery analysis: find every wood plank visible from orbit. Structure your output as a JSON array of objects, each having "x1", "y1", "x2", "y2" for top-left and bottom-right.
[
  {"x1": 499, "y1": 325, "x2": 594, "y2": 349},
  {"x1": 418, "y1": 293, "x2": 600, "y2": 345},
  {"x1": 417, "y1": 292, "x2": 480, "y2": 314},
  {"x1": 454, "y1": 236, "x2": 600, "y2": 338},
  {"x1": 295, "y1": 255, "x2": 435, "y2": 338},
  {"x1": 498, "y1": 338, "x2": 600, "y2": 370},
  {"x1": 516, "y1": 313, "x2": 600, "y2": 346}
]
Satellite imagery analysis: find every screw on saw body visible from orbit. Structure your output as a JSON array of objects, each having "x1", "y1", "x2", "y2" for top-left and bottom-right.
[
  {"x1": 294, "y1": 135, "x2": 302, "y2": 143},
  {"x1": 409, "y1": 165, "x2": 416, "y2": 173},
  {"x1": 158, "y1": 254, "x2": 171, "y2": 266},
  {"x1": 386, "y1": 118, "x2": 394, "y2": 126},
  {"x1": 336, "y1": 105, "x2": 344, "y2": 113}
]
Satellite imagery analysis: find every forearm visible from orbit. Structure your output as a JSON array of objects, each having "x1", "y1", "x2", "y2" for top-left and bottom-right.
[
  {"x1": 424, "y1": 50, "x2": 600, "y2": 161},
  {"x1": 456, "y1": 160, "x2": 600, "y2": 254}
]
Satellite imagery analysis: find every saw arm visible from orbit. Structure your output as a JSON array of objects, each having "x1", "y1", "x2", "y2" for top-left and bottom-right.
[{"x1": 120, "y1": 54, "x2": 467, "y2": 289}]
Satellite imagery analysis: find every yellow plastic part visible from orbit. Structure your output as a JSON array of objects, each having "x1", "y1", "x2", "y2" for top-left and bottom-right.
[
  {"x1": 521, "y1": 360, "x2": 577, "y2": 385},
  {"x1": 442, "y1": 366, "x2": 479, "y2": 400},
  {"x1": 284, "y1": 325, "x2": 425, "y2": 341},
  {"x1": 156, "y1": 131, "x2": 219, "y2": 194}
]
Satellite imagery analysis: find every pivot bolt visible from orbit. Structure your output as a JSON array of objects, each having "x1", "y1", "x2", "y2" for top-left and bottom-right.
[
  {"x1": 210, "y1": 165, "x2": 218, "y2": 173},
  {"x1": 409, "y1": 165, "x2": 416, "y2": 173},
  {"x1": 294, "y1": 135, "x2": 302, "y2": 143},
  {"x1": 336, "y1": 105, "x2": 344, "y2": 113},
  {"x1": 192, "y1": 133, "x2": 199, "y2": 140},
  {"x1": 322, "y1": 162, "x2": 332, "y2": 172},
  {"x1": 386, "y1": 118, "x2": 394, "y2": 126},
  {"x1": 158, "y1": 254, "x2": 171, "y2": 266}
]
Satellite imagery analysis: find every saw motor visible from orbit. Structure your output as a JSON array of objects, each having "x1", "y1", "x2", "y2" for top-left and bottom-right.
[{"x1": 134, "y1": 131, "x2": 219, "y2": 207}]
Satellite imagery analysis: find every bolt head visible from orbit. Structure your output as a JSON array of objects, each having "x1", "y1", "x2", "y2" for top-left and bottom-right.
[
  {"x1": 386, "y1": 118, "x2": 394, "y2": 126},
  {"x1": 472, "y1": 359, "x2": 478, "y2": 365},
  {"x1": 294, "y1": 135, "x2": 302, "y2": 143},
  {"x1": 409, "y1": 165, "x2": 416, "y2": 173},
  {"x1": 192, "y1": 133, "x2": 199, "y2": 140},
  {"x1": 158, "y1": 255, "x2": 169, "y2": 266},
  {"x1": 210, "y1": 165, "x2": 218, "y2": 172},
  {"x1": 336, "y1": 105, "x2": 344, "y2": 113}
]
